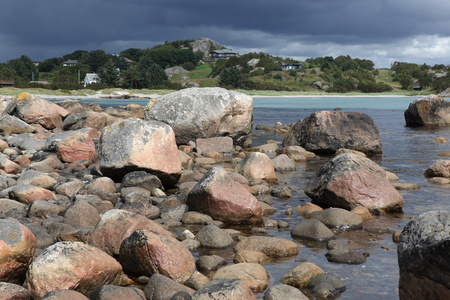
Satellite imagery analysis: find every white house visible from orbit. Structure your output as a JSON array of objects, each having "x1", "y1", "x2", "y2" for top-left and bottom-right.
[{"x1": 83, "y1": 73, "x2": 100, "y2": 87}]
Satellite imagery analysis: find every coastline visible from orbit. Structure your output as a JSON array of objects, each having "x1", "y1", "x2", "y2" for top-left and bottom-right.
[{"x1": 0, "y1": 88, "x2": 430, "y2": 100}]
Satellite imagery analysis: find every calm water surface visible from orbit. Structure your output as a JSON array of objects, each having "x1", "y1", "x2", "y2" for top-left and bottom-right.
[{"x1": 70, "y1": 96, "x2": 449, "y2": 299}]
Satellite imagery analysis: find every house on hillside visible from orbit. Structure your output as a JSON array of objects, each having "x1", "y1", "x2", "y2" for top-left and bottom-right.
[
  {"x1": 62, "y1": 59, "x2": 78, "y2": 67},
  {"x1": 83, "y1": 73, "x2": 100, "y2": 87},
  {"x1": 279, "y1": 63, "x2": 303, "y2": 70},
  {"x1": 210, "y1": 49, "x2": 238, "y2": 60}
]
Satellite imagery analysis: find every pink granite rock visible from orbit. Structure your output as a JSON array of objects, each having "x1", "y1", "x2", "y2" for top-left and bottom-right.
[
  {"x1": 0, "y1": 219, "x2": 36, "y2": 284},
  {"x1": 25, "y1": 241, "x2": 123, "y2": 298},
  {"x1": 119, "y1": 229, "x2": 195, "y2": 283},
  {"x1": 186, "y1": 167, "x2": 262, "y2": 224},
  {"x1": 306, "y1": 153, "x2": 404, "y2": 212},
  {"x1": 9, "y1": 93, "x2": 69, "y2": 129},
  {"x1": 88, "y1": 209, "x2": 174, "y2": 255},
  {"x1": 4, "y1": 184, "x2": 56, "y2": 204},
  {"x1": 99, "y1": 118, "x2": 181, "y2": 187}
]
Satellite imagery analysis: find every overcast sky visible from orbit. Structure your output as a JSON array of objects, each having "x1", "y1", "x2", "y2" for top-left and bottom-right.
[{"x1": 2, "y1": 0, "x2": 450, "y2": 68}]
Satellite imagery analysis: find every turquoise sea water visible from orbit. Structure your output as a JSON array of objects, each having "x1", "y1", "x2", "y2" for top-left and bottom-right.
[{"x1": 67, "y1": 96, "x2": 449, "y2": 299}]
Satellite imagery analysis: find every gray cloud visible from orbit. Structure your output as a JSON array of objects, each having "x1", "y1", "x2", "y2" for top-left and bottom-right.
[{"x1": 1, "y1": 0, "x2": 450, "y2": 67}]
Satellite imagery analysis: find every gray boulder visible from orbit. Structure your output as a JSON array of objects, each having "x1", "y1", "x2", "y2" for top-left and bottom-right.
[
  {"x1": 398, "y1": 211, "x2": 450, "y2": 299},
  {"x1": 305, "y1": 153, "x2": 404, "y2": 212},
  {"x1": 282, "y1": 111, "x2": 382, "y2": 155},
  {"x1": 144, "y1": 88, "x2": 253, "y2": 147},
  {"x1": 325, "y1": 248, "x2": 367, "y2": 265},
  {"x1": 0, "y1": 282, "x2": 32, "y2": 300},
  {"x1": 291, "y1": 219, "x2": 334, "y2": 241},
  {"x1": 0, "y1": 114, "x2": 35, "y2": 136},
  {"x1": 196, "y1": 255, "x2": 227, "y2": 273},
  {"x1": 194, "y1": 224, "x2": 233, "y2": 249},
  {"x1": 143, "y1": 274, "x2": 194, "y2": 300},
  {"x1": 405, "y1": 94, "x2": 450, "y2": 126},
  {"x1": 308, "y1": 273, "x2": 346, "y2": 298},
  {"x1": 263, "y1": 284, "x2": 309, "y2": 300},
  {"x1": 309, "y1": 208, "x2": 363, "y2": 230},
  {"x1": 88, "y1": 285, "x2": 145, "y2": 300}
]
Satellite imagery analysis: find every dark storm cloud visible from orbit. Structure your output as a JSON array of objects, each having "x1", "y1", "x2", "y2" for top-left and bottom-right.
[{"x1": 1, "y1": 0, "x2": 450, "y2": 67}]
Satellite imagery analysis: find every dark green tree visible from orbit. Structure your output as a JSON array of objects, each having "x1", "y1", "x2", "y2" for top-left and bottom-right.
[
  {"x1": 38, "y1": 57, "x2": 61, "y2": 72},
  {"x1": 97, "y1": 59, "x2": 119, "y2": 86},
  {"x1": 218, "y1": 66, "x2": 245, "y2": 88},
  {"x1": 84, "y1": 50, "x2": 108, "y2": 73},
  {"x1": 122, "y1": 67, "x2": 143, "y2": 89},
  {"x1": 7, "y1": 55, "x2": 38, "y2": 81},
  {"x1": 397, "y1": 73, "x2": 412, "y2": 89},
  {"x1": 0, "y1": 65, "x2": 16, "y2": 81}
]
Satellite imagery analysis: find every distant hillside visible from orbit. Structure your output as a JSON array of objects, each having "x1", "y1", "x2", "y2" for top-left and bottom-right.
[{"x1": 1, "y1": 37, "x2": 449, "y2": 94}]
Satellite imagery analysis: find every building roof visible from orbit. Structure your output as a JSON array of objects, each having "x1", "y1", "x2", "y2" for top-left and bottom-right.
[{"x1": 62, "y1": 59, "x2": 78, "y2": 65}]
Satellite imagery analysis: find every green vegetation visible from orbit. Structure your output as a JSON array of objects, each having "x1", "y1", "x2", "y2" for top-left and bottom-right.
[{"x1": 1, "y1": 38, "x2": 449, "y2": 96}]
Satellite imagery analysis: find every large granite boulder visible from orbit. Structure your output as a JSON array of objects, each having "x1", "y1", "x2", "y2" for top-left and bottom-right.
[
  {"x1": 143, "y1": 87, "x2": 253, "y2": 147},
  {"x1": 0, "y1": 219, "x2": 36, "y2": 284},
  {"x1": 404, "y1": 94, "x2": 450, "y2": 126},
  {"x1": 25, "y1": 241, "x2": 123, "y2": 298},
  {"x1": 305, "y1": 153, "x2": 404, "y2": 212},
  {"x1": 119, "y1": 229, "x2": 195, "y2": 283},
  {"x1": 5, "y1": 93, "x2": 69, "y2": 129},
  {"x1": 99, "y1": 118, "x2": 181, "y2": 187},
  {"x1": 186, "y1": 167, "x2": 262, "y2": 224},
  {"x1": 282, "y1": 111, "x2": 382, "y2": 155},
  {"x1": 398, "y1": 211, "x2": 450, "y2": 299}
]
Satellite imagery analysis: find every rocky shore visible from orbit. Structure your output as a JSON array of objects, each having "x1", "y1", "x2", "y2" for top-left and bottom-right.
[{"x1": 0, "y1": 88, "x2": 449, "y2": 299}]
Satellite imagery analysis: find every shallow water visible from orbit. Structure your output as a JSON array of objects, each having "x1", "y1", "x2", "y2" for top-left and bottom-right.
[
  {"x1": 251, "y1": 97, "x2": 449, "y2": 299},
  {"x1": 66, "y1": 96, "x2": 449, "y2": 299}
]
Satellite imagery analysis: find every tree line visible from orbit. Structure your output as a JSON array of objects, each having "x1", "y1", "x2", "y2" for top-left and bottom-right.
[{"x1": 1, "y1": 40, "x2": 450, "y2": 93}]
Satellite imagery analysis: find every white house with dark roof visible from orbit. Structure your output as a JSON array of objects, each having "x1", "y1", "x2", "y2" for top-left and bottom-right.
[{"x1": 62, "y1": 59, "x2": 79, "y2": 67}]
